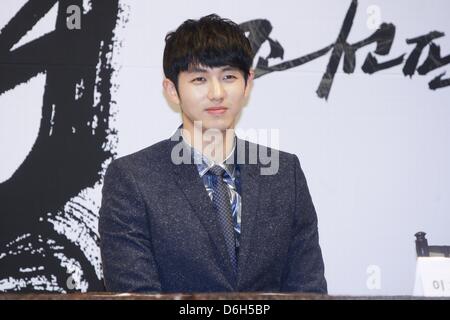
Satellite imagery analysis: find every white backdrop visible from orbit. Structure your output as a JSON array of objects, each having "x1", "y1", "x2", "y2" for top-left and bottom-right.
[{"x1": 1, "y1": 0, "x2": 449, "y2": 295}]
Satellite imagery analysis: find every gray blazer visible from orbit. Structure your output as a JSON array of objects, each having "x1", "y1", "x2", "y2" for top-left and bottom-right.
[{"x1": 99, "y1": 130, "x2": 327, "y2": 293}]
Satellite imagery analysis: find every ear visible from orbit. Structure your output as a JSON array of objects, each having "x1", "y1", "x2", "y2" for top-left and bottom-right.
[
  {"x1": 244, "y1": 69, "x2": 255, "y2": 98},
  {"x1": 163, "y1": 78, "x2": 180, "y2": 105}
]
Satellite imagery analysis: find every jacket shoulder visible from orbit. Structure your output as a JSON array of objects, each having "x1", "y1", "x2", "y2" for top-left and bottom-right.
[
  {"x1": 109, "y1": 139, "x2": 172, "y2": 172},
  {"x1": 238, "y1": 138, "x2": 297, "y2": 168}
]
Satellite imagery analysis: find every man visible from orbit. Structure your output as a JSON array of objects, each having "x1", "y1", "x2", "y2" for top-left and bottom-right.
[{"x1": 99, "y1": 14, "x2": 327, "y2": 293}]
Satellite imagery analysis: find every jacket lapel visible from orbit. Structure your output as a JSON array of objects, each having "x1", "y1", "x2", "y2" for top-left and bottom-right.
[{"x1": 235, "y1": 139, "x2": 261, "y2": 287}]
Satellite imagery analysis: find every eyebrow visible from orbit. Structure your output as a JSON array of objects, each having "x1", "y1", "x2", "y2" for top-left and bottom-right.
[{"x1": 187, "y1": 66, "x2": 240, "y2": 73}]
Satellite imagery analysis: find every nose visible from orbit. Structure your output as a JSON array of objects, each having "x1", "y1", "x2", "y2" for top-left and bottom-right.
[{"x1": 207, "y1": 78, "x2": 225, "y2": 101}]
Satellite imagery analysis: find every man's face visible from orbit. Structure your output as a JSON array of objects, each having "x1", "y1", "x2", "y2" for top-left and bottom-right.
[{"x1": 164, "y1": 65, "x2": 253, "y2": 133}]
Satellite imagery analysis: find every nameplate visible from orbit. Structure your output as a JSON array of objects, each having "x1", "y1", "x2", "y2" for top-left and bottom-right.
[{"x1": 413, "y1": 257, "x2": 450, "y2": 297}]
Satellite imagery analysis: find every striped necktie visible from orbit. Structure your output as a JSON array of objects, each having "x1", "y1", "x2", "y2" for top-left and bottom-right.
[{"x1": 207, "y1": 165, "x2": 237, "y2": 271}]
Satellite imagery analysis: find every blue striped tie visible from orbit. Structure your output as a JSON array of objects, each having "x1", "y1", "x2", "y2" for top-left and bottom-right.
[{"x1": 208, "y1": 165, "x2": 237, "y2": 271}]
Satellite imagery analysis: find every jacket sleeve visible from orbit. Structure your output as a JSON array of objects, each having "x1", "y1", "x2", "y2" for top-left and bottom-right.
[
  {"x1": 280, "y1": 154, "x2": 327, "y2": 294},
  {"x1": 98, "y1": 159, "x2": 162, "y2": 293}
]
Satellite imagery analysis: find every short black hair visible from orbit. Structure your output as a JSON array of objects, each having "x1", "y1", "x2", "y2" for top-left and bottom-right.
[{"x1": 163, "y1": 14, "x2": 254, "y2": 88}]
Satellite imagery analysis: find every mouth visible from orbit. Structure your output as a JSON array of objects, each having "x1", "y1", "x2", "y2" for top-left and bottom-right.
[{"x1": 205, "y1": 106, "x2": 227, "y2": 115}]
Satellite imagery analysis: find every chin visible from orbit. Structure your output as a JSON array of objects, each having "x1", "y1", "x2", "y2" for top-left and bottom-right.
[{"x1": 202, "y1": 120, "x2": 233, "y2": 132}]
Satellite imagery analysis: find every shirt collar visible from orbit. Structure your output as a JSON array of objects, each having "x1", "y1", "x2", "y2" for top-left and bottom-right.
[{"x1": 181, "y1": 130, "x2": 237, "y2": 179}]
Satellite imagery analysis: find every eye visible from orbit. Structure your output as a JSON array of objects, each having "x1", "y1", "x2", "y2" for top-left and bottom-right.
[
  {"x1": 223, "y1": 74, "x2": 238, "y2": 81},
  {"x1": 191, "y1": 77, "x2": 206, "y2": 84}
]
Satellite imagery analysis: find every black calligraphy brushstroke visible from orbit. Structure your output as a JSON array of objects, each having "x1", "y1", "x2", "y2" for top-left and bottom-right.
[
  {"x1": 266, "y1": 38, "x2": 284, "y2": 60},
  {"x1": 429, "y1": 72, "x2": 450, "y2": 90},
  {"x1": 242, "y1": 0, "x2": 449, "y2": 100},
  {"x1": 314, "y1": 1, "x2": 406, "y2": 98},
  {"x1": 347, "y1": 23, "x2": 404, "y2": 74},
  {"x1": 316, "y1": 0, "x2": 358, "y2": 100},
  {"x1": 417, "y1": 42, "x2": 450, "y2": 75},
  {"x1": 403, "y1": 31, "x2": 450, "y2": 89},
  {"x1": 0, "y1": 0, "x2": 57, "y2": 53},
  {"x1": 345, "y1": 23, "x2": 397, "y2": 72},
  {"x1": 403, "y1": 31, "x2": 444, "y2": 77},
  {"x1": 361, "y1": 52, "x2": 404, "y2": 74},
  {"x1": 253, "y1": 45, "x2": 333, "y2": 79},
  {"x1": 420, "y1": 41, "x2": 450, "y2": 90},
  {"x1": 0, "y1": 0, "x2": 121, "y2": 292},
  {"x1": 239, "y1": 19, "x2": 273, "y2": 58},
  {"x1": 0, "y1": 0, "x2": 57, "y2": 95},
  {"x1": 239, "y1": 19, "x2": 333, "y2": 79}
]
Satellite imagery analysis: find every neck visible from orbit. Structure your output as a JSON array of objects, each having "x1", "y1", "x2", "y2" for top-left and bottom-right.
[{"x1": 182, "y1": 124, "x2": 235, "y2": 164}]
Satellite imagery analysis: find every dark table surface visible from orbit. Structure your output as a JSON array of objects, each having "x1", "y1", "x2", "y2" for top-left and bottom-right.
[{"x1": 0, "y1": 292, "x2": 439, "y2": 300}]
